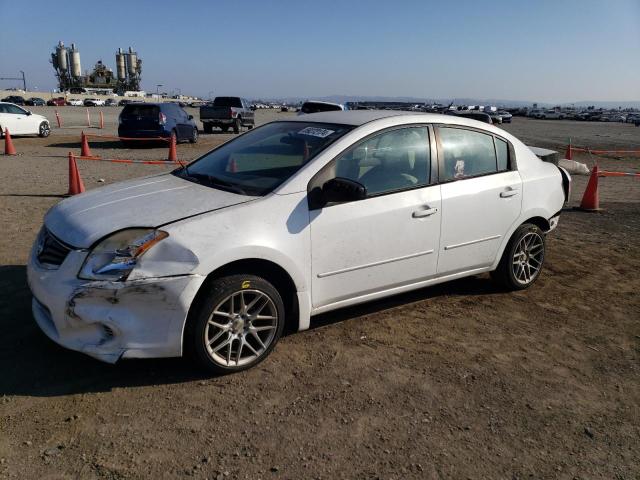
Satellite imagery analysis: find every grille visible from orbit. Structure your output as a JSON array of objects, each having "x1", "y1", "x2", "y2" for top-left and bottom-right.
[{"x1": 37, "y1": 228, "x2": 73, "y2": 267}]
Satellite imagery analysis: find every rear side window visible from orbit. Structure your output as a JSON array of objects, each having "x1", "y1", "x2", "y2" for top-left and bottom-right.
[
  {"x1": 495, "y1": 137, "x2": 509, "y2": 171},
  {"x1": 122, "y1": 105, "x2": 159, "y2": 118},
  {"x1": 439, "y1": 127, "x2": 497, "y2": 181},
  {"x1": 213, "y1": 97, "x2": 242, "y2": 108},
  {"x1": 301, "y1": 102, "x2": 343, "y2": 114}
]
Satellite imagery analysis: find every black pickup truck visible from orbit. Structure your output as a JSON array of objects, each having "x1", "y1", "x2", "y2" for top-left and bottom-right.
[{"x1": 200, "y1": 96, "x2": 255, "y2": 133}]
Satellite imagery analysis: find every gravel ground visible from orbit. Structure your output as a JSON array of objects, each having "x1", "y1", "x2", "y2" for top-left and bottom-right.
[{"x1": 1, "y1": 110, "x2": 638, "y2": 479}]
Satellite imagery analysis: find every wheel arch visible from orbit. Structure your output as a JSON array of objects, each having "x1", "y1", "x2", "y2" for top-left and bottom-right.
[{"x1": 183, "y1": 258, "x2": 300, "y2": 351}]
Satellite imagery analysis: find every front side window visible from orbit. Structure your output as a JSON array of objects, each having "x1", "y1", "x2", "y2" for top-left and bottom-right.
[
  {"x1": 177, "y1": 121, "x2": 353, "y2": 196},
  {"x1": 6, "y1": 104, "x2": 26, "y2": 115},
  {"x1": 330, "y1": 126, "x2": 430, "y2": 196},
  {"x1": 439, "y1": 127, "x2": 498, "y2": 181}
]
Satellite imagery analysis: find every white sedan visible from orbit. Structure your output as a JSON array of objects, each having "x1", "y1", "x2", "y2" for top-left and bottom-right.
[
  {"x1": 28, "y1": 111, "x2": 571, "y2": 373},
  {"x1": 0, "y1": 102, "x2": 50, "y2": 137},
  {"x1": 67, "y1": 98, "x2": 83, "y2": 106}
]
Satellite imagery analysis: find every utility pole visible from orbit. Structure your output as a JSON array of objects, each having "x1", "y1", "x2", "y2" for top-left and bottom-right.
[{"x1": 0, "y1": 71, "x2": 27, "y2": 91}]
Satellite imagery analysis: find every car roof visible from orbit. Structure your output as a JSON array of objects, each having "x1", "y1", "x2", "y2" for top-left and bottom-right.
[{"x1": 288, "y1": 110, "x2": 417, "y2": 125}]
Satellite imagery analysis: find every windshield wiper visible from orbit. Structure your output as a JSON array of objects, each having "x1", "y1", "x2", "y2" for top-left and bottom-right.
[{"x1": 182, "y1": 172, "x2": 248, "y2": 195}]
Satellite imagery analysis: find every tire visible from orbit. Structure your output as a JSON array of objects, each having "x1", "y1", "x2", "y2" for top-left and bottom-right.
[
  {"x1": 189, "y1": 274, "x2": 285, "y2": 374},
  {"x1": 203, "y1": 123, "x2": 213, "y2": 134},
  {"x1": 233, "y1": 118, "x2": 241, "y2": 134},
  {"x1": 38, "y1": 121, "x2": 51, "y2": 138},
  {"x1": 491, "y1": 223, "x2": 546, "y2": 291},
  {"x1": 0, "y1": 126, "x2": 3, "y2": 139},
  {"x1": 248, "y1": 124, "x2": 254, "y2": 129},
  {"x1": 220, "y1": 125, "x2": 229, "y2": 133},
  {"x1": 189, "y1": 127, "x2": 198, "y2": 144}
]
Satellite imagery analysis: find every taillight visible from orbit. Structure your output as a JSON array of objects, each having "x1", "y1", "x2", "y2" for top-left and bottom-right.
[
  {"x1": 159, "y1": 112, "x2": 167, "y2": 125},
  {"x1": 229, "y1": 107, "x2": 235, "y2": 118}
]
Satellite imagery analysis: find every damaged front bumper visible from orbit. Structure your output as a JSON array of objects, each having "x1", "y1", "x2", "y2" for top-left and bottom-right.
[{"x1": 27, "y1": 246, "x2": 205, "y2": 364}]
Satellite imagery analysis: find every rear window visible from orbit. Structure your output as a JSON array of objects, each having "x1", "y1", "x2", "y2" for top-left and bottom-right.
[
  {"x1": 121, "y1": 105, "x2": 160, "y2": 118},
  {"x1": 301, "y1": 102, "x2": 343, "y2": 114},
  {"x1": 213, "y1": 97, "x2": 243, "y2": 108}
]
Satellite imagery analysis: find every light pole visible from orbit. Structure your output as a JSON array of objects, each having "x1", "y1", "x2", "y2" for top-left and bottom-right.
[{"x1": 156, "y1": 84, "x2": 163, "y2": 97}]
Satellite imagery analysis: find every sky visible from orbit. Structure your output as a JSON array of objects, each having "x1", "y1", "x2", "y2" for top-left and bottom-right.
[{"x1": 1, "y1": 0, "x2": 639, "y2": 103}]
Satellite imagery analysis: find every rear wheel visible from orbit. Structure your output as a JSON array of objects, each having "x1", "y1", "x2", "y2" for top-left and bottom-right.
[
  {"x1": 233, "y1": 118, "x2": 241, "y2": 134},
  {"x1": 189, "y1": 127, "x2": 198, "y2": 144},
  {"x1": 189, "y1": 274, "x2": 285, "y2": 374},
  {"x1": 220, "y1": 125, "x2": 229, "y2": 133},
  {"x1": 38, "y1": 122, "x2": 51, "y2": 138},
  {"x1": 491, "y1": 223, "x2": 546, "y2": 290},
  {"x1": 203, "y1": 123, "x2": 213, "y2": 134}
]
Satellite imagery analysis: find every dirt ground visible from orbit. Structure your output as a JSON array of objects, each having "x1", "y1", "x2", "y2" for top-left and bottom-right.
[{"x1": 1, "y1": 110, "x2": 639, "y2": 479}]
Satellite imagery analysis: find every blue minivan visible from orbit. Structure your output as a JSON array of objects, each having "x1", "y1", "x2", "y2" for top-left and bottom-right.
[{"x1": 118, "y1": 102, "x2": 198, "y2": 145}]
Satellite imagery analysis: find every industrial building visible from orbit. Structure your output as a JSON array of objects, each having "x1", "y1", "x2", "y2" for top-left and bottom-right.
[{"x1": 50, "y1": 41, "x2": 142, "y2": 94}]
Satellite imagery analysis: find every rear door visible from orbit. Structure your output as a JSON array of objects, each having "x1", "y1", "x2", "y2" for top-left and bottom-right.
[
  {"x1": 436, "y1": 126, "x2": 522, "y2": 275},
  {"x1": 120, "y1": 104, "x2": 160, "y2": 132}
]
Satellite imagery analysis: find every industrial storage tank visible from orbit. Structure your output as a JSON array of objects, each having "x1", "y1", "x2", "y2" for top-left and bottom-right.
[
  {"x1": 126, "y1": 47, "x2": 138, "y2": 75},
  {"x1": 56, "y1": 41, "x2": 68, "y2": 71},
  {"x1": 69, "y1": 43, "x2": 82, "y2": 78},
  {"x1": 116, "y1": 48, "x2": 127, "y2": 80}
]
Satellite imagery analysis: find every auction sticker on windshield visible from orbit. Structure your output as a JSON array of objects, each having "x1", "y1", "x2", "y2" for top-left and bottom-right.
[{"x1": 298, "y1": 127, "x2": 335, "y2": 138}]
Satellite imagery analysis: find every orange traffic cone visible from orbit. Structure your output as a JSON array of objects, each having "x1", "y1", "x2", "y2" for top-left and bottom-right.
[
  {"x1": 80, "y1": 132, "x2": 93, "y2": 157},
  {"x1": 67, "y1": 152, "x2": 85, "y2": 195},
  {"x1": 99, "y1": 111, "x2": 104, "y2": 129},
  {"x1": 3, "y1": 128, "x2": 17, "y2": 155},
  {"x1": 167, "y1": 134, "x2": 177, "y2": 162},
  {"x1": 579, "y1": 165, "x2": 600, "y2": 211}
]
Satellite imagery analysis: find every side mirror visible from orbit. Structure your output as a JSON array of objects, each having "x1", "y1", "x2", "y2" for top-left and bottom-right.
[
  {"x1": 26, "y1": 111, "x2": 32, "y2": 116},
  {"x1": 309, "y1": 177, "x2": 366, "y2": 209},
  {"x1": 188, "y1": 115, "x2": 194, "y2": 120}
]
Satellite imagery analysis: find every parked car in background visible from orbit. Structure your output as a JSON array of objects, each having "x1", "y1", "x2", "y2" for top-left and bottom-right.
[
  {"x1": 497, "y1": 111, "x2": 512, "y2": 123},
  {"x1": 625, "y1": 113, "x2": 640, "y2": 123},
  {"x1": 1, "y1": 95, "x2": 26, "y2": 105},
  {"x1": 606, "y1": 114, "x2": 626, "y2": 122},
  {"x1": 0, "y1": 102, "x2": 50, "y2": 137},
  {"x1": 84, "y1": 98, "x2": 106, "y2": 107},
  {"x1": 118, "y1": 102, "x2": 198, "y2": 145},
  {"x1": 200, "y1": 96, "x2": 255, "y2": 134},
  {"x1": 298, "y1": 101, "x2": 345, "y2": 115},
  {"x1": 47, "y1": 97, "x2": 67, "y2": 106},
  {"x1": 25, "y1": 97, "x2": 46, "y2": 106},
  {"x1": 104, "y1": 98, "x2": 118, "y2": 107},
  {"x1": 27, "y1": 111, "x2": 570, "y2": 373},
  {"x1": 539, "y1": 110, "x2": 565, "y2": 120},
  {"x1": 527, "y1": 109, "x2": 544, "y2": 119},
  {"x1": 67, "y1": 98, "x2": 83, "y2": 106}
]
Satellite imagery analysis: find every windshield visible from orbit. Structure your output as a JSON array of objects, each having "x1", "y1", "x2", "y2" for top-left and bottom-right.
[{"x1": 175, "y1": 121, "x2": 353, "y2": 196}]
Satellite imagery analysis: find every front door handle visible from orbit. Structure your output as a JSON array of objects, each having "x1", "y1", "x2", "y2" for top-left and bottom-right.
[
  {"x1": 412, "y1": 207, "x2": 438, "y2": 218},
  {"x1": 500, "y1": 189, "x2": 519, "y2": 198}
]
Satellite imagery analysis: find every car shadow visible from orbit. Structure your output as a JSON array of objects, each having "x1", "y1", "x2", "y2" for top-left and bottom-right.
[{"x1": 0, "y1": 264, "x2": 500, "y2": 398}]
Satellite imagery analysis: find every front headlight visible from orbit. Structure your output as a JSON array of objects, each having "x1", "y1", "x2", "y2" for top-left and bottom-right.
[{"x1": 78, "y1": 229, "x2": 168, "y2": 281}]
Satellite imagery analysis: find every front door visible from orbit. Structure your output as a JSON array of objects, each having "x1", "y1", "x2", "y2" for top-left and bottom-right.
[
  {"x1": 435, "y1": 126, "x2": 522, "y2": 274},
  {"x1": 309, "y1": 125, "x2": 441, "y2": 308}
]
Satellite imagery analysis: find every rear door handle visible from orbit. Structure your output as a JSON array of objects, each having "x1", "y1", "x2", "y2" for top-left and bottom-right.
[
  {"x1": 412, "y1": 207, "x2": 438, "y2": 218},
  {"x1": 500, "y1": 189, "x2": 519, "y2": 198}
]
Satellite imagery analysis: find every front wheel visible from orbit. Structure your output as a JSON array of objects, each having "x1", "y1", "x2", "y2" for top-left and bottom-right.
[
  {"x1": 39, "y1": 121, "x2": 51, "y2": 138},
  {"x1": 491, "y1": 223, "x2": 546, "y2": 290},
  {"x1": 233, "y1": 118, "x2": 241, "y2": 134},
  {"x1": 190, "y1": 274, "x2": 285, "y2": 374}
]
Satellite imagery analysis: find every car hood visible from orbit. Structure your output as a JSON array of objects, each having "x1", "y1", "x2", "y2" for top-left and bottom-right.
[{"x1": 45, "y1": 173, "x2": 257, "y2": 248}]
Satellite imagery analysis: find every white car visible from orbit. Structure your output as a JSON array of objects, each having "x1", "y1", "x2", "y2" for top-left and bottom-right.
[
  {"x1": 0, "y1": 102, "x2": 50, "y2": 137},
  {"x1": 84, "y1": 98, "x2": 106, "y2": 107},
  {"x1": 28, "y1": 111, "x2": 570, "y2": 373},
  {"x1": 67, "y1": 98, "x2": 83, "y2": 106},
  {"x1": 540, "y1": 110, "x2": 565, "y2": 120}
]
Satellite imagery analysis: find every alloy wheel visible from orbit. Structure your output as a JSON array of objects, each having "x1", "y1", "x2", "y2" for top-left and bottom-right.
[
  {"x1": 511, "y1": 231, "x2": 544, "y2": 285},
  {"x1": 203, "y1": 289, "x2": 278, "y2": 367}
]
